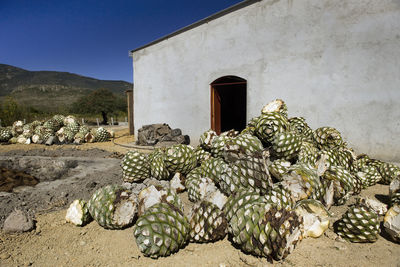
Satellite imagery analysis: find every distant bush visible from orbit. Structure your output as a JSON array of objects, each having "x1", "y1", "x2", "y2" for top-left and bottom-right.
[
  {"x1": 0, "y1": 96, "x2": 49, "y2": 126},
  {"x1": 0, "y1": 89, "x2": 128, "y2": 127},
  {"x1": 0, "y1": 96, "x2": 24, "y2": 126},
  {"x1": 70, "y1": 88, "x2": 127, "y2": 124}
]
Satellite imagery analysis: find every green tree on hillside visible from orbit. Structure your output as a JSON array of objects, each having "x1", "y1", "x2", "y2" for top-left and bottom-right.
[
  {"x1": 71, "y1": 88, "x2": 126, "y2": 124},
  {"x1": 0, "y1": 96, "x2": 23, "y2": 126}
]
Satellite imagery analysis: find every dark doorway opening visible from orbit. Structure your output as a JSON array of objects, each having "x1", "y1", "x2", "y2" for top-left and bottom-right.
[{"x1": 211, "y1": 76, "x2": 247, "y2": 134}]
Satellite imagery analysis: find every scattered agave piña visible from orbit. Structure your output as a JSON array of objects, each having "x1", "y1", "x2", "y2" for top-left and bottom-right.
[
  {"x1": 58, "y1": 98, "x2": 400, "y2": 262},
  {"x1": 335, "y1": 203, "x2": 380, "y2": 243},
  {"x1": 0, "y1": 114, "x2": 112, "y2": 144},
  {"x1": 88, "y1": 184, "x2": 138, "y2": 229},
  {"x1": 134, "y1": 202, "x2": 190, "y2": 258},
  {"x1": 121, "y1": 151, "x2": 150, "y2": 183},
  {"x1": 188, "y1": 200, "x2": 227, "y2": 243},
  {"x1": 389, "y1": 178, "x2": 400, "y2": 206},
  {"x1": 65, "y1": 199, "x2": 92, "y2": 226},
  {"x1": 295, "y1": 199, "x2": 330, "y2": 238},
  {"x1": 137, "y1": 185, "x2": 183, "y2": 216}
]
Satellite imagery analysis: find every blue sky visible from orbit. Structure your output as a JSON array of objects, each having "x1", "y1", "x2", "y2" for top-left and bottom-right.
[{"x1": 0, "y1": 0, "x2": 242, "y2": 82}]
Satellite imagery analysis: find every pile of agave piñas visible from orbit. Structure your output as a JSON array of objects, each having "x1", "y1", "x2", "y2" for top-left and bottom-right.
[
  {"x1": 0, "y1": 114, "x2": 114, "y2": 145},
  {"x1": 66, "y1": 99, "x2": 400, "y2": 262}
]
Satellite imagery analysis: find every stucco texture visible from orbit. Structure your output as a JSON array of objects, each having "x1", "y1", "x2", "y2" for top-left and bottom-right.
[{"x1": 131, "y1": 0, "x2": 400, "y2": 161}]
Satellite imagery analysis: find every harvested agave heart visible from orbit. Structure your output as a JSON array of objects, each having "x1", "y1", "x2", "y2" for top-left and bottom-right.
[
  {"x1": 148, "y1": 148, "x2": 170, "y2": 180},
  {"x1": 255, "y1": 111, "x2": 290, "y2": 144},
  {"x1": 199, "y1": 129, "x2": 218, "y2": 151},
  {"x1": 65, "y1": 199, "x2": 92, "y2": 226},
  {"x1": 121, "y1": 151, "x2": 151, "y2": 183},
  {"x1": 219, "y1": 152, "x2": 273, "y2": 195},
  {"x1": 295, "y1": 199, "x2": 330, "y2": 238},
  {"x1": 390, "y1": 178, "x2": 400, "y2": 206},
  {"x1": 270, "y1": 131, "x2": 303, "y2": 161},
  {"x1": 280, "y1": 163, "x2": 325, "y2": 202},
  {"x1": 188, "y1": 201, "x2": 227, "y2": 243},
  {"x1": 137, "y1": 185, "x2": 183, "y2": 216},
  {"x1": 268, "y1": 159, "x2": 291, "y2": 182},
  {"x1": 88, "y1": 184, "x2": 138, "y2": 229},
  {"x1": 0, "y1": 127, "x2": 12, "y2": 142},
  {"x1": 313, "y1": 127, "x2": 344, "y2": 150},
  {"x1": 224, "y1": 189, "x2": 302, "y2": 262},
  {"x1": 335, "y1": 203, "x2": 380, "y2": 243},
  {"x1": 164, "y1": 144, "x2": 197, "y2": 175},
  {"x1": 94, "y1": 127, "x2": 110, "y2": 142},
  {"x1": 261, "y1": 98, "x2": 288, "y2": 117},
  {"x1": 134, "y1": 202, "x2": 190, "y2": 258}
]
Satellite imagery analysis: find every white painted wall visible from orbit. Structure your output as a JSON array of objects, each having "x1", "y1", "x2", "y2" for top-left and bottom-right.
[{"x1": 131, "y1": 0, "x2": 400, "y2": 161}]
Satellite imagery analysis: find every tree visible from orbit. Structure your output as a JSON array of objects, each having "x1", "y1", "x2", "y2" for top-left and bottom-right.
[
  {"x1": 0, "y1": 96, "x2": 23, "y2": 126},
  {"x1": 71, "y1": 88, "x2": 126, "y2": 124}
]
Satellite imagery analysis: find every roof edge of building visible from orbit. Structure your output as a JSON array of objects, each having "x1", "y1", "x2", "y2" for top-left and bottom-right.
[{"x1": 129, "y1": 0, "x2": 262, "y2": 56}]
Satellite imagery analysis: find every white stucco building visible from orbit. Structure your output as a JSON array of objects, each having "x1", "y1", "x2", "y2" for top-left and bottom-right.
[{"x1": 130, "y1": 0, "x2": 400, "y2": 161}]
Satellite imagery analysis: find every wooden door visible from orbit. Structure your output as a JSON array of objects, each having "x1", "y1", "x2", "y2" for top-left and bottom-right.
[{"x1": 211, "y1": 86, "x2": 221, "y2": 134}]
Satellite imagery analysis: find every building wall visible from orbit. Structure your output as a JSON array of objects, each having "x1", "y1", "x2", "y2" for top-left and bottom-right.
[{"x1": 131, "y1": 0, "x2": 400, "y2": 161}]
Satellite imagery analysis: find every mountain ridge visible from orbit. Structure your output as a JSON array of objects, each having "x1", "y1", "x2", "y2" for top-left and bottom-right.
[
  {"x1": 0, "y1": 63, "x2": 132, "y2": 112},
  {"x1": 0, "y1": 63, "x2": 132, "y2": 96}
]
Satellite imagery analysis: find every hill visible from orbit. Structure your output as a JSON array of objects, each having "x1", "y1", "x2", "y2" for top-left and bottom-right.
[{"x1": 0, "y1": 64, "x2": 132, "y2": 112}]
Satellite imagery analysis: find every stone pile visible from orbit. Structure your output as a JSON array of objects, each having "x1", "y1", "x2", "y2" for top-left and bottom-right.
[{"x1": 136, "y1": 123, "x2": 190, "y2": 147}]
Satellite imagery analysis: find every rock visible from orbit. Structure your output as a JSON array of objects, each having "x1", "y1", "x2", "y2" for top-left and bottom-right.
[
  {"x1": 136, "y1": 123, "x2": 190, "y2": 146},
  {"x1": 145, "y1": 139, "x2": 157, "y2": 146},
  {"x1": 160, "y1": 134, "x2": 173, "y2": 142},
  {"x1": 173, "y1": 135, "x2": 190, "y2": 145},
  {"x1": 137, "y1": 124, "x2": 169, "y2": 145},
  {"x1": 383, "y1": 205, "x2": 400, "y2": 243},
  {"x1": 171, "y1": 128, "x2": 182, "y2": 137},
  {"x1": 154, "y1": 141, "x2": 179, "y2": 148},
  {"x1": 156, "y1": 125, "x2": 172, "y2": 136},
  {"x1": 3, "y1": 209, "x2": 34, "y2": 233}
]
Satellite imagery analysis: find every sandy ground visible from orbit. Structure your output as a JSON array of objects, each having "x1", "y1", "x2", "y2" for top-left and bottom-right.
[{"x1": 0, "y1": 128, "x2": 399, "y2": 267}]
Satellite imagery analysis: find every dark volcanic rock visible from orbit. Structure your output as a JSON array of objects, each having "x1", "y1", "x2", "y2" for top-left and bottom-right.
[{"x1": 136, "y1": 124, "x2": 190, "y2": 146}]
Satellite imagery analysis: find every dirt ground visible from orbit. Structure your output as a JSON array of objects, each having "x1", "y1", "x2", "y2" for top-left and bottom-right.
[
  {"x1": 0, "y1": 128, "x2": 399, "y2": 267},
  {"x1": 0, "y1": 127, "x2": 141, "y2": 154}
]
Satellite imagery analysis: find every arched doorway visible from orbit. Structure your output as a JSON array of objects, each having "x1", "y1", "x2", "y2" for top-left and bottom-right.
[{"x1": 210, "y1": 76, "x2": 247, "y2": 134}]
